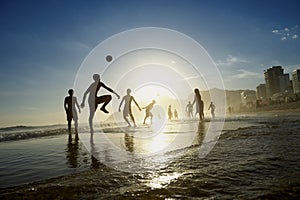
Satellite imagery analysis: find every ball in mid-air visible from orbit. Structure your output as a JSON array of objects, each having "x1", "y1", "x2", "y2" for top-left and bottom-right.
[{"x1": 106, "y1": 55, "x2": 113, "y2": 62}]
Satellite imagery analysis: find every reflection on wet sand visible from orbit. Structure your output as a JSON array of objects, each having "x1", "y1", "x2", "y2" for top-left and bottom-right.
[
  {"x1": 196, "y1": 121, "x2": 206, "y2": 145},
  {"x1": 76, "y1": 120, "x2": 217, "y2": 174},
  {"x1": 65, "y1": 120, "x2": 213, "y2": 191},
  {"x1": 124, "y1": 133, "x2": 134, "y2": 152},
  {"x1": 146, "y1": 121, "x2": 208, "y2": 190},
  {"x1": 66, "y1": 133, "x2": 79, "y2": 168},
  {"x1": 66, "y1": 133, "x2": 105, "y2": 169},
  {"x1": 89, "y1": 133, "x2": 110, "y2": 169}
]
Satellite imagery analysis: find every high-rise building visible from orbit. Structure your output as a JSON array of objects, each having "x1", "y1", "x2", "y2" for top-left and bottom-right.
[
  {"x1": 264, "y1": 66, "x2": 290, "y2": 98},
  {"x1": 292, "y1": 69, "x2": 300, "y2": 94},
  {"x1": 256, "y1": 83, "x2": 266, "y2": 100},
  {"x1": 279, "y1": 73, "x2": 291, "y2": 93}
]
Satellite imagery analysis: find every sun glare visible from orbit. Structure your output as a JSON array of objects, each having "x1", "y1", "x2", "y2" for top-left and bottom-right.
[
  {"x1": 147, "y1": 172, "x2": 183, "y2": 189},
  {"x1": 133, "y1": 84, "x2": 175, "y2": 103}
]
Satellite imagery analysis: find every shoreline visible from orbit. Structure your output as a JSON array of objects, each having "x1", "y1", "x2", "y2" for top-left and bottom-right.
[{"x1": 236, "y1": 104, "x2": 300, "y2": 115}]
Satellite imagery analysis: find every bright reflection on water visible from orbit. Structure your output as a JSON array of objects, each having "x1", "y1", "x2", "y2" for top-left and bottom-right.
[
  {"x1": 146, "y1": 172, "x2": 183, "y2": 189},
  {"x1": 79, "y1": 120, "x2": 210, "y2": 174}
]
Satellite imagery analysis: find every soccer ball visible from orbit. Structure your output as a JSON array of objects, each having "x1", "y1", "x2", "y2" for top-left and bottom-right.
[{"x1": 106, "y1": 55, "x2": 112, "y2": 62}]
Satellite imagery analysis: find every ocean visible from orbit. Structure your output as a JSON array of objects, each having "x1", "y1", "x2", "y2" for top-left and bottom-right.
[{"x1": 0, "y1": 112, "x2": 299, "y2": 199}]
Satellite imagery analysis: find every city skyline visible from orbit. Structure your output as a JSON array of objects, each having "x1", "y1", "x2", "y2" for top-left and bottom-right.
[{"x1": 0, "y1": 0, "x2": 300, "y2": 126}]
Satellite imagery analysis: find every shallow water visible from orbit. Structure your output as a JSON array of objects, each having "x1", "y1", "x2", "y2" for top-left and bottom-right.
[
  {"x1": 0, "y1": 134, "x2": 91, "y2": 188},
  {"x1": 0, "y1": 113, "x2": 300, "y2": 199}
]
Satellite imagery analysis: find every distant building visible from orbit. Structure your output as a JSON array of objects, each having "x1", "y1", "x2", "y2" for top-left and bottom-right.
[
  {"x1": 264, "y1": 66, "x2": 291, "y2": 98},
  {"x1": 279, "y1": 73, "x2": 291, "y2": 93},
  {"x1": 241, "y1": 90, "x2": 256, "y2": 108},
  {"x1": 292, "y1": 69, "x2": 300, "y2": 94},
  {"x1": 256, "y1": 84, "x2": 266, "y2": 100},
  {"x1": 290, "y1": 80, "x2": 294, "y2": 93}
]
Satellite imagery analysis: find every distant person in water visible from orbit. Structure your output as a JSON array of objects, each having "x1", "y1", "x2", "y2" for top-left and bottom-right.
[
  {"x1": 186, "y1": 101, "x2": 193, "y2": 118},
  {"x1": 81, "y1": 74, "x2": 120, "y2": 133},
  {"x1": 228, "y1": 106, "x2": 232, "y2": 115},
  {"x1": 119, "y1": 88, "x2": 141, "y2": 127},
  {"x1": 192, "y1": 88, "x2": 204, "y2": 120},
  {"x1": 208, "y1": 102, "x2": 216, "y2": 118},
  {"x1": 143, "y1": 100, "x2": 156, "y2": 124},
  {"x1": 64, "y1": 89, "x2": 81, "y2": 133},
  {"x1": 174, "y1": 109, "x2": 178, "y2": 120},
  {"x1": 168, "y1": 105, "x2": 173, "y2": 120}
]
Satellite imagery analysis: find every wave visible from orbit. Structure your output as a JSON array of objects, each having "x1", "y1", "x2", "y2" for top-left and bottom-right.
[
  {"x1": 3, "y1": 114, "x2": 297, "y2": 143},
  {"x1": 0, "y1": 128, "x2": 69, "y2": 142},
  {"x1": 0, "y1": 125, "x2": 36, "y2": 132},
  {"x1": 0, "y1": 124, "x2": 66, "y2": 132},
  {"x1": 0, "y1": 123, "x2": 123, "y2": 142}
]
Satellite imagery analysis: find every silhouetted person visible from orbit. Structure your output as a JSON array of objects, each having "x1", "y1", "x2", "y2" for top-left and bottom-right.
[
  {"x1": 174, "y1": 109, "x2": 178, "y2": 119},
  {"x1": 168, "y1": 105, "x2": 173, "y2": 120},
  {"x1": 193, "y1": 88, "x2": 204, "y2": 120},
  {"x1": 186, "y1": 101, "x2": 193, "y2": 118},
  {"x1": 143, "y1": 100, "x2": 156, "y2": 124},
  {"x1": 64, "y1": 89, "x2": 81, "y2": 133},
  {"x1": 81, "y1": 74, "x2": 120, "y2": 133},
  {"x1": 208, "y1": 102, "x2": 216, "y2": 118},
  {"x1": 228, "y1": 106, "x2": 232, "y2": 115},
  {"x1": 119, "y1": 89, "x2": 141, "y2": 127}
]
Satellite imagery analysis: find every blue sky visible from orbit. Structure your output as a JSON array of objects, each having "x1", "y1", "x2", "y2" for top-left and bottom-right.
[{"x1": 0, "y1": 0, "x2": 300, "y2": 126}]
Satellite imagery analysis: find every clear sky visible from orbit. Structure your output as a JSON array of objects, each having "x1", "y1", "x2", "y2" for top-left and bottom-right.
[{"x1": 0, "y1": 0, "x2": 300, "y2": 126}]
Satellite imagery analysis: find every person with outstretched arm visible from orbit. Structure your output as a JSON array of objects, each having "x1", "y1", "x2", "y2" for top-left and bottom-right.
[
  {"x1": 81, "y1": 74, "x2": 120, "y2": 133},
  {"x1": 119, "y1": 88, "x2": 141, "y2": 127},
  {"x1": 143, "y1": 100, "x2": 156, "y2": 124}
]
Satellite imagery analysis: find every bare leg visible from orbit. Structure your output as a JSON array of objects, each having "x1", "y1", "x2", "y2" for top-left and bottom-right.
[
  {"x1": 123, "y1": 113, "x2": 131, "y2": 127},
  {"x1": 101, "y1": 95, "x2": 112, "y2": 109},
  {"x1": 89, "y1": 110, "x2": 95, "y2": 134},
  {"x1": 150, "y1": 113, "x2": 153, "y2": 124},
  {"x1": 74, "y1": 119, "x2": 78, "y2": 133},
  {"x1": 96, "y1": 95, "x2": 112, "y2": 114},
  {"x1": 199, "y1": 112, "x2": 204, "y2": 121},
  {"x1": 75, "y1": 132, "x2": 79, "y2": 141},
  {"x1": 67, "y1": 120, "x2": 71, "y2": 133},
  {"x1": 68, "y1": 132, "x2": 72, "y2": 142},
  {"x1": 130, "y1": 113, "x2": 136, "y2": 127}
]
